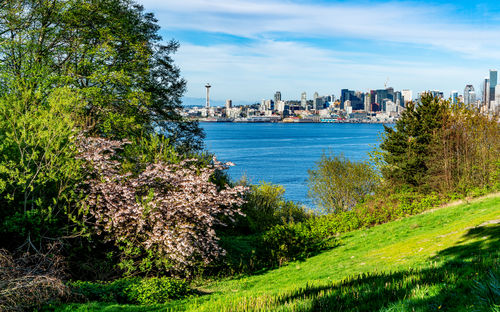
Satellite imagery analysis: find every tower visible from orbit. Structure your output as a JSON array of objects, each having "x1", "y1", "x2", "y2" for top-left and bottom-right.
[
  {"x1": 301, "y1": 92, "x2": 307, "y2": 109},
  {"x1": 205, "y1": 83, "x2": 211, "y2": 109},
  {"x1": 483, "y1": 78, "x2": 490, "y2": 108},
  {"x1": 489, "y1": 70, "x2": 497, "y2": 103},
  {"x1": 274, "y1": 91, "x2": 281, "y2": 106}
]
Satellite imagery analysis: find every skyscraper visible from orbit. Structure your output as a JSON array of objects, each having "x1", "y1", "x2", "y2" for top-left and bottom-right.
[
  {"x1": 274, "y1": 91, "x2": 281, "y2": 107},
  {"x1": 450, "y1": 91, "x2": 458, "y2": 104},
  {"x1": 301, "y1": 92, "x2": 307, "y2": 109},
  {"x1": 490, "y1": 70, "x2": 498, "y2": 103},
  {"x1": 364, "y1": 93, "x2": 371, "y2": 112},
  {"x1": 483, "y1": 78, "x2": 490, "y2": 108},
  {"x1": 464, "y1": 85, "x2": 475, "y2": 105}
]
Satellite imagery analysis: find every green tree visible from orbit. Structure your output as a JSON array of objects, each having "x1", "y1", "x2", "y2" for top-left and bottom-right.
[
  {"x1": 308, "y1": 153, "x2": 379, "y2": 214},
  {"x1": 0, "y1": 73, "x2": 83, "y2": 249},
  {"x1": 379, "y1": 94, "x2": 446, "y2": 188},
  {"x1": 0, "y1": 0, "x2": 203, "y2": 149}
]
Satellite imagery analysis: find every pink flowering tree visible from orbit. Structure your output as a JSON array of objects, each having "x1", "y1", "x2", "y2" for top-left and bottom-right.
[{"x1": 78, "y1": 136, "x2": 247, "y2": 276}]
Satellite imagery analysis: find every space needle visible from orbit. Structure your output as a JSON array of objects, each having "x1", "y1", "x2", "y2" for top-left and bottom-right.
[{"x1": 205, "y1": 83, "x2": 211, "y2": 109}]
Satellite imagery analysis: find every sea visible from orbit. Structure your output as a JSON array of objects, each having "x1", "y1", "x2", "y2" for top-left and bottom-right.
[{"x1": 201, "y1": 122, "x2": 387, "y2": 208}]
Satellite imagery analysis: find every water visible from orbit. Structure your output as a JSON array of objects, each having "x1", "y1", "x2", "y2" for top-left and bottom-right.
[{"x1": 201, "y1": 122, "x2": 386, "y2": 207}]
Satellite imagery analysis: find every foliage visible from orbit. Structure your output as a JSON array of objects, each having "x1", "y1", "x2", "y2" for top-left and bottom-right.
[
  {"x1": 78, "y1": 136, "x2": 247, "y2": 276},
  {"x1": 0, "y1": 247, "x2": 69, "y2": 312},
  {"x1": 379, "y1": 95, "x2": 500, "y2": 194},
  {"x1": 0, "y1": 79, "x2": 84, "y2": 249},
  {"x1": 125, "y1": 277, "x2": 191, "y2": 304},
  {"x1": 308, "y1": 153, "x2": 379, "y2": 214},
  {"x1": 427, "y1": 103, "x2": 500, "y2": 194},
  {"x1": 54, "y1": 195, "x2": 500, "y2": 311},
  {"x1": 261, "y1": 221, "x2": 338, "y2": 266},
  {"x1": 0, "y1": 0, "x2": 203, "y2": 149},
  {"x1": 239, "y1": 182, "x2": 311, "y2": 233},
  {"x1": 379, "y1": 94, "x2": 447, "y2": 188},
  {"x1": 69, "y1": 277, "x2": 190, "y2": 304}
]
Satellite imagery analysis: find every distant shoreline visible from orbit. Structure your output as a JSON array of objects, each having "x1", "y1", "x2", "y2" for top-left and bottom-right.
[{"x1": 197, "y1": 119, "x2": 395, "y2": 124}]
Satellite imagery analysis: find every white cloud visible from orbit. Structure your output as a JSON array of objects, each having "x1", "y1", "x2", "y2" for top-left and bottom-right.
[
  {"x1": 174, "y1": 40, "x2": 487, "y2": 101},
  {"x1": 139, "y1": 0, "x2": 500, "y2": 59}
]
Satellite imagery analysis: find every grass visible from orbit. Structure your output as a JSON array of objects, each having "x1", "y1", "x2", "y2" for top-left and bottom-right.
[{"x1": 54, "y1": 195, "x2": 500, "y2": 311}]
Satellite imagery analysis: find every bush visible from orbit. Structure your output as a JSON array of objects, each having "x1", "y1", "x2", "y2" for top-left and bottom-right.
[
  {"x1": 238, "y1": 182, "x2": 311, "y2": 233},
  {"x1": 261, "y1": 221, "x2": 338, "y2": 266},
  {"x1": 69, "y1": 277, "x2": 190, "y2": 304},
  {"x1": 308, "y1": 153, "x2": 379, "y2": 214}
]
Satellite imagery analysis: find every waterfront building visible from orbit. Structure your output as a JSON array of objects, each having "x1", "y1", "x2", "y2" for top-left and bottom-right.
[
  {"x1": 313, "y1": 96, "x2": 324, "y2": 111},
  {"x1": 259, "y1": 100, "x2": 266, "y2": 112},
  {"x1": 225, "y1": 99, "x2": 232, "y2": 109},
  {"x1": 464, "y1": 85, "x2": 475, "y2": 105},
  {"x1": 276, "y1": 100, "x2": 286, "y2": 113}
]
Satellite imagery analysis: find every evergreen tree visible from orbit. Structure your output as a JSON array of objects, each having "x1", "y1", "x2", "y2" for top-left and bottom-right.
[{"x1": 379, "y1": 94, "x2": 447, "y2": 188}]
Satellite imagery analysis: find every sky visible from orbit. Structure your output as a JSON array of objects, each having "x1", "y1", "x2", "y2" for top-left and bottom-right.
[{"x1": 137, "y1": 0, "x2": 500, "y2": 103}]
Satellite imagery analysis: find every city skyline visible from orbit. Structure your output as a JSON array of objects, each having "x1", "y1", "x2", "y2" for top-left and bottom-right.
[{"x1": 138, "y1": 0, "x2": 500, "y2": 101}]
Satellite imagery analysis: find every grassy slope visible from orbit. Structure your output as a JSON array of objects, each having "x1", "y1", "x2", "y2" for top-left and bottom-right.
[{"x1": 58, "y1": 195, "x2": 500, "y2": 311}]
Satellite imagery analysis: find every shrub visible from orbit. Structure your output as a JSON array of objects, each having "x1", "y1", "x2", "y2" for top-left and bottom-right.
[
  {"x1": 261, "y1": 221, "x2": 338, "y2": 266},
  {"x1": 239, "y1": 182, "x2": 311, "y2": 233},
  {"x1": 125, "y1": 277, "x2": 190, "y2": 304},
  {"x1": 308, "y1": 153, "x2": 379, "y2": 214},
  {"x1": 69, "y1": 277, "x2": 190, "y2": 304}
]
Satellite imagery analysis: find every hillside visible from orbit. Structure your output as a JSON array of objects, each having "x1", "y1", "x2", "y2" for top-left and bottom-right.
[{"x1": 58, "y1": 194, "x2": 500, "y2": 311}]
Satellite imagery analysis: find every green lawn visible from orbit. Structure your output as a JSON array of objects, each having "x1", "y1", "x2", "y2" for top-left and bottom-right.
[{"x1": 56, "y1": 195, "x2": 500, "y2": 311}]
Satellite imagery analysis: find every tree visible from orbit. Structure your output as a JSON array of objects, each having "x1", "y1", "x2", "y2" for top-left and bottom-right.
[
  {"x1": 308, "y1": 153, "x2": 379, "y2": 214},
  {"x1": 78, "y1": 137, "x2": 247, "y2": 276},
  {"x1": 0, "y1": 74, "x2": 84, "y2": 249},
  {"x1": 379, "y1": 94, "x2": 446, "y2": 188},
  {"x1": 379, "y1": 94, "x2": 500, "y2": 194},
  {"x1": 0, "y1": 0, "x2": 203, "y2": 148}
]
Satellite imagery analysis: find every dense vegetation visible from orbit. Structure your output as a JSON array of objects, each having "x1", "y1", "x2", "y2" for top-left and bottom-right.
[
  {"x1": 57, "y1": 193, "x2": 500, "y2": 311},
  {"x1": 0, "y1": 1, "x2": 499, "y2": 311}
]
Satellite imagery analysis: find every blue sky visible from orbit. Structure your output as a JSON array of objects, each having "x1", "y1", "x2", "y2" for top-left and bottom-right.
[{"x1": 138, "y1": 0, "x2": 500, "y2": 103}]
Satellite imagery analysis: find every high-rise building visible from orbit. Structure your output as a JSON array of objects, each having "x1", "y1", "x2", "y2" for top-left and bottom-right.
[
  {"x1": 450, "y1": 91, "x2": 459, "y2": 104},
  {"x1": 364, "y1": 93, "x2": 371, "y2": 112},
  {"x1": 370, "y1": 90, "x2": 377, "y2": 111},
  {"x1": 489, "y1": 70, "x2": 498, "y2": 102},
  {"x1": 494, "y1": 84, "x2": 500, "y2": 112},
  {"x1": 483, "y1": 78, "x2": 490, "y2": 108},
  {"x1": 301, "y1": 92, "x2": 307, "y2": 109},
  {"x1": 401, "y1": 89, "x2": 413, "y2": 105},
  {"x1": 225, "y1": 99, "x2": 232, "y2": 110},
  {"x1": 274, "y1": 91, "x2": 281, "y2": 106},
  {"x1": 394, "y1": 91, "x2": 402, "y2": 107},
  {"x1": 464, "y1": 85, "x2": 475, "y2": 106}
]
